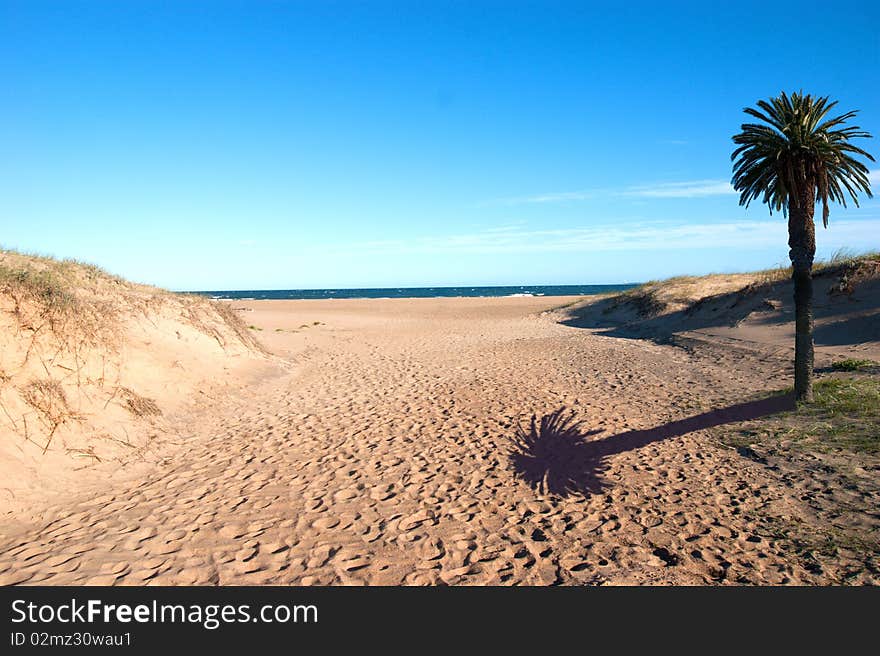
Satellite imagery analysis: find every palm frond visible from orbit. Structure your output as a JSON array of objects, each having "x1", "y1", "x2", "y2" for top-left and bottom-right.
[{"x1": 731, "y1": 91, "x2": 874, "y2": 227}]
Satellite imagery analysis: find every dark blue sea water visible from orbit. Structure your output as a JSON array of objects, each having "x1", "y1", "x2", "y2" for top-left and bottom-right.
[{"x1": 195, "y1": 284, "x2": 637, "y2": 300}]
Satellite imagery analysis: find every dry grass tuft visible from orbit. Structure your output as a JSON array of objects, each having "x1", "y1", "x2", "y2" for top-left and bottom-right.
[
  {"x1": 598, "y1": 251, "x2": 880, "y2": 323},
  {"x1": 830, "y1": 358, "x2": 879, "y2": 373},
  {"x1": 1, "y1": 248, "x2": 265, "y2": 354},
  {"x1": 0, "y1": 251, "x2": 120, "y2": 347},
  {"x1": 19, "y1": 378, "x2": 75, "y2": 452},
  {"x1": 603, "y1": 285, "x2": 668, "y2": 318},
  {"x1": 753, "y1": 264, "x2": 792, "y2": 286},
  {"x1": 118, "y1": 387, "x2": 161, "y2": 418},
  {"x1": 213, "y1": 301, "x2": 267, "y2": 352},
  {"x1": 0, "y1": 266, "x2": 76, "y2": 313},
  {"x1": 20, "y1": 378, "x2": 69, "y2": 425},
  {"x1": 823, "y1": 251, "x2": 880, "y2": 297}
]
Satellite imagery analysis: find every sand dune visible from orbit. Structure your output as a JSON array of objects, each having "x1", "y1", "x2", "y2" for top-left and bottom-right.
[
  {"x1": 0, "y1": 251, "x2": 270, "y2": 514},
  {"x1": 556, "y1": 255, "x2": 880, "y2": 362}
]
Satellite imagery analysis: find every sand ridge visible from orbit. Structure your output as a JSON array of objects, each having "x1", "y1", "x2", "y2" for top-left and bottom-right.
[
  {"x1": 0, "y1": 296, "x2": 875, "y2": 585},
  {"x1": 0, "y1": 251, "x2": 270, "y2": 514}
]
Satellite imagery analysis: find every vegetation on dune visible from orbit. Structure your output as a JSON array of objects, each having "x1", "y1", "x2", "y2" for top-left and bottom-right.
[
  {"x1": 722, "y1": 377, "x2": 880, "y2": 455},
  {"x1": 213, "y1": 302, "x2": 265, "y2": 350},
  {"x1": 602, "y1": 284, "x2": 670, "y2": 318},
  {"x1": 592, "y1": 250, "x2": 880, "y2": 325},
  {"x1": 750, "y1": 250, "x2": 880, "y2": 293},
  {"x1": 0, "y1": 247, "x2": 264, "y2": 352},
  {"x1": 730, "y1": 91, "x2": 874, "y2": 402},
  {"x1": 19, "y1": 378, "x2": 76, "y2": 453},
  {"x1": 0, "y1": 248, "x2": 266, "y2": 455},
  {"x1": 830, "y1": 358, "x2": 879, "y2": 373},
  {"x1": 823, "y1": 251, "x2": 880, "y2": 296},
  {"x1": 716, "y1": 374, "x2": 880, "y2": 579},
  {"x1": 0, "y1": 266, "x2": 77, "y2": 312},
  {"x1": 0, "y1": 254, "x2": 122, "y2": 352},
  {"x1": 788, "y1": 378, "x2": 880, "y2": 453},
  {"x1": 118, "y1": 386, "x2": 162, "y2": 418}
]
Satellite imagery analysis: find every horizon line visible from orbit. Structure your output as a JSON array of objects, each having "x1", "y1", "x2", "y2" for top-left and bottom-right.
[{"x1": 179, "y1": 282, "x2": 643, "y2": 294}]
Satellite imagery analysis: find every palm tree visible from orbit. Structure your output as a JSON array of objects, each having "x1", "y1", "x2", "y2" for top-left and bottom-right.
[{"x1": 731, "y1": 91, "x2": 874, "y2": 402}]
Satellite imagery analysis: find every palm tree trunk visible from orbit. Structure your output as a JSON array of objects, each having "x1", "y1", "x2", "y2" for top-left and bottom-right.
[{"x1": 788, "y1": 188, "x2": 816, "y2": 403}]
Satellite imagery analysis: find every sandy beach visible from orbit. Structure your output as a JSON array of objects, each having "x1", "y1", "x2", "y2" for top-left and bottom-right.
[{"x1": 2, "y1": 284, "x2": 877, "y2": 586}]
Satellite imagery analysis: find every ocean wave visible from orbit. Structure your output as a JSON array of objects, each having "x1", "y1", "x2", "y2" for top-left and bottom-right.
[{"x1": 190, "y1": 283, "x2": 637, "y2": 300}]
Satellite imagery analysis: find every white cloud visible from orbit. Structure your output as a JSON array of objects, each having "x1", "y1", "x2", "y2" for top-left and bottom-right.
[
  {"x1": 489, "y1": 190, "x2": 599, "y2": 205},
  {"x1": 323, "y1": 218, "x2": 880, "y2": 257},
  {"x1": 481, "y1": 221, "x2": 528, "y2": 233},
  {"x1": 869, "y1": 169, "x2": 880, "y2": 185},
  {"x1": 488, "y1": 179, "x2": 736, "y2": 205},
  {"x1": 622, "y1": 180, "x2": 736, "y2": 198}
]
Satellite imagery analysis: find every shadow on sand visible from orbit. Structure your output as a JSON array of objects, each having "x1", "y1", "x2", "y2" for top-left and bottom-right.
[{"x1": 509, "y1": 393, "x2": 795, "y2": 498}]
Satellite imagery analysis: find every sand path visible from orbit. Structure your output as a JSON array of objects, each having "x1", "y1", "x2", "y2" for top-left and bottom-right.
[{"x1": 0, "y1": 297, "x2": 864, "y2": 585}]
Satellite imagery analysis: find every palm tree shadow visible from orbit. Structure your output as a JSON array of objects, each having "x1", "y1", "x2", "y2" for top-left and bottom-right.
[
  {"x1": 509, "y1": 410, "x2": 606, "y2": 497},
  {"x1": 509, "y1": 394, "x2": 795, "y2": 498}
]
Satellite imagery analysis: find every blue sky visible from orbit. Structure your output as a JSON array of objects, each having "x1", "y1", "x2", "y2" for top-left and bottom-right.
[{"x1": 2, "y1": 1, "x2": 879, "y2": 290}]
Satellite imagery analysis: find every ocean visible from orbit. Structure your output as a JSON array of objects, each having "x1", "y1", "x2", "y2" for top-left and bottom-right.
[{"x1": 196, "y1": 284, "x2": 637, "y2": 301}]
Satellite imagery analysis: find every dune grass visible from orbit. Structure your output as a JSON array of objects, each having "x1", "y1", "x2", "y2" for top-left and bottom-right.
[
  {"x1": 1, "y1": 247, "x2": 265, "y2": 353},
  {"x1": 19, "y1": 378, "x2": 78, "y2": 453},
  {"x1": 830, "y1": 358, "x2": 879, "y2": 373},
  {"x1": 798, "y1": 378, "x2": 880, "y2": 453},
  {"x1": 596, "y1": 251, "x2": 880, "y2": 320},
  {"x1": 0, "y1": 264, "x2": 81, "y2": 318},
  {"x1": 0, "y1": 258, "x2": 120, "y2": 349},
  {"x1": 117, "y1": 386, "x2": 162, "y2": 418},
  {"x1": 606, "y1": 285, "x2": 669, "y2": 317},
  {"x1": 1, "y1": 248, "x2": 268, "y2": 456},
  {"x1": 715, "y1": 375, "x2": 880, "y2": 577},
  {"x1": 212, "y1": 301, "x2": 265, "y2": 351},
  {"x1": 722, "y1": 377, "x2": 880, "y2": 455},
  {"x1": 548, "y1": 298, "x2": 585, "y2": 311}
]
